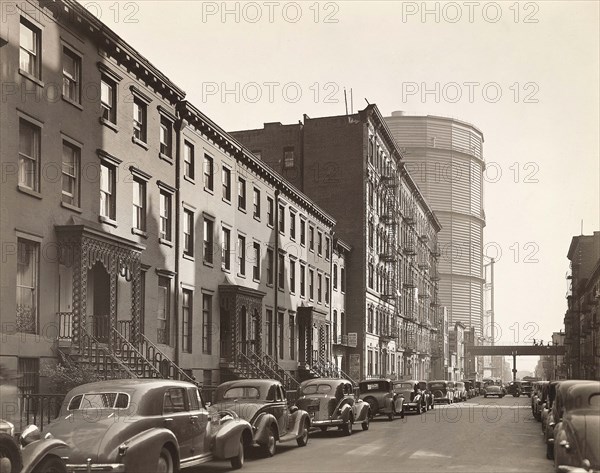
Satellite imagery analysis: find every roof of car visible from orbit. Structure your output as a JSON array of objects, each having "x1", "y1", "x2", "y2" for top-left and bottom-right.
[
  {"x1": 217, "y1": 379, "x2": 281, "y2": 388},
  {"x1": 299, "y1": 378, "x2": 351, "y2": 387},
  {"x1": 66, "y1": 379, "x2": 197, "y2": 395},
  {"x1": 359, "y1": 378, "x2": 392, "y2": 383}
]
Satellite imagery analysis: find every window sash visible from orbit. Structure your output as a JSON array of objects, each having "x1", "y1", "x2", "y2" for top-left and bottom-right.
[
  {"x1": 203, "y1": 156, "x2": 213, "y2": 190},
  {"x1": 238, "y1": 236, "x2": 246, "y2": 275},
  {"x1": 19, "y1": 22, "x2": 38, "y2": 76},
  {"x1": 253, "y1": 244, "x2": 260, "y2": 280},
  {"x1": 238, "y1": 178, "x2": 246, "y2": 209},
  {"x1": 202, "y1": 294, "x2": 212, "y2": 354},
  {"x1": 253, "y1": 189, "x2": 260, "y2": 217},
  {"x1": 16, "y1": 240, "x2": 39, "y2": 334},
  {"x1": 159, "y1": 193, "x2": 172, "y2": 240},
  {"x1": 62, "y1": 48, "x2": 80, "y2": 102},
  {"x1": 222, "y1": 168, "x2": 231, "y2": 200},
  {"x1": 184, "y1": 143, "x2": 194, "y2": 179},
  {"x1": 133, "y1": 100, "x2": 146, "y2": 141},
  {"x1": 203, "y1": 219, "x2": 213, "y2": 263},
  {"x1": 100, "y1": 164, "x2": 114, "y2": 218},
  {"x1": 160, "y1": 120, "x2": 172, "y2": 156},
  {"x1": 182, "y1": 290, "x2": 193, "y2": 353},
  {"x1": 132, "y1": 180, "x2": 146, "y2": 230},
  {"x1": 183, "y1": 210, "x2": 194, "y2": 255},
  {"x1": 18, "y1": 120, "x2": 40, "y2": 191},
  {"x1": 62, "y1": 142, "x2": 80, "y2": 205},
  {"x1": 222, "y1": 228, "x2": 230, "y2": 270}
]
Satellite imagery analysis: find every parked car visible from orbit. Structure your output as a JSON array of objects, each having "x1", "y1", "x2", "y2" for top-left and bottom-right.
[
  {"x1": 428, "y1": 380, "x2": 455, "y2": 404},
  {"x1": 0, "y1": 378, "x2": 68, "y2": 473},
  {"x1": 417, "y1": 381, "x2": 435, "y2": 410},
  {"x1": 506, "y1": 381, "x2": 523, "y2": 397},
  {"x1": 521, "y1": 381, "x2": 533, "y2": 398},
  {"x1": 295, "y1": 378, "x2": 370, "y2": 435},
  {"x1": 532, "y1": 381, "x2": 549, "y2": 421},
  {"x1": 545, "y1": 380, "x2": 594, "y2": 460},
  {"x1": 44, "y1": 379, "x2": 252, "y2": 471},
  {"x1": 553, "y1": 381, "x2": 600, "y2": 473},
  {"x1": 211, "y1": 379, "x2": 310, "y2": 457},
  {"x1": 483, "y1": 385, "x2": 505, "y2": 398},
  {"x1": 462, "y1": 380, "x2": 474, "y2": 399},
  {"x1": 392, "y1": 381, "x2": 426, "y2": 414},
  {"x1": 454, "y1": 382, "x2": 467, "y2": 402},
  {"x1": 542, "y1": 381, "x2": 560, "y2": 434},
  {"x1": 358, "y1": 379, "x2": 404, "y2": 420}
]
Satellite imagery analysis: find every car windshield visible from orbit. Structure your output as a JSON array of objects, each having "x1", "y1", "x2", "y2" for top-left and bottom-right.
[
  {"x1": 487, "y1": 386, "x2": 500, "y2": 391},
  {"x1": 302, "y1": 384, "x2": 333, "y2": 395},
  {"x1": 221, "y1": 387, "x2": 260, "y2": 400},
  {"x1": 68, "y1": 392, "x2": 129, "y2": 410}
]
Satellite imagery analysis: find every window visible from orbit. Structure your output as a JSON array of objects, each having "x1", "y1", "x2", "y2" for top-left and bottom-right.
[
  {"x1": 182, "y1": 289, "x2": 193, "y2": 353},
  {"x1": 62, "y1": 47, "x2": 81, "y2": 103},
  {"x1": 238, "y1": 177, "x2": 246, "y2": 210},
  {"x1": 100, "y1": 163, "x2": 116, "y2": 220},
  {"x1": 317, "y1": 274, "x2": 322, "y2": 303},
  {"x1": 133, "y1": 98, "x2": 146, "y2": 142},
  {"x1": 325, "y1": 236, "x2": 330, "y2": 260},
  {"x1": 61, "y1": 141, "x2": 80, "y2": 206},
  {"x1": 283, "y1": 146, "x2": 295, "y2": 168},
  {"x1": 368, "y1": 263, "x2": 374, "y2": 289},
  {"x1": 16, "y1": 239, "x2": 39, "y2": 334},
  {"x1": 300, "y1": 219, "x2": 306, "y2": 246},
  {"x1": 237, "y1": 235, "x2": 246, "y2": 276},
  {"x1": 184, "y1": 141, "x2": 194, "y2": 179},
  {"x1": 266, "y1": 310, "x2": 273, "y2": 356},
  {"x1": 333, "y1": 264, "x2": 338, "y2": 289},
  {"x1": 203, "y1": 154, "x2": 214, "y2": 190},
  {"x1": 289, "y1": 315, "x2": 295, "y2": 359},
  {"x1": 278, "y1": 253, "x2": 285, "y2": 290},
  {"x1": 18, "y1": 119, "x2": 40, "y2": 192},
  {"x1": 203, "y1": 218, "x2": 214, "y2": 264},
  {"x1": 341, "y1": 267, "x2": 346, "y2": 292},
  {"x1": 309, "y1": 269, "x2": 314, "y2": 300},
  {"x1": 290, "y1": 211, "x2": 296, "y2": 240},
  {"x1": 252, "y1": 243, "x2": 261, "y2": 280},
  {"x1": 17, "y1": 358, "x2": 39, "y2": 396},
  {"x1": 317, "y1": 231, "x2": 323, "y2": 256},
  {"x1": 368, "y1": 307, "x2": 374, "y2": 332},
  {"x1": 278, "y1": 312, "x2": 284, "y2": 359},
  {"x1": 289, "y1": 259, "x2": 296, "y2": 293},
  {"x1": 101, "y1": 75, "x2": 116, "y2": 123},
  {"x1": 157, "y1": 277, "x2": 171, "y2": 345},
  {"x1": 202, "y1": 294, "x2": 212, "y2": 354},
  {"x1": 183, "y1": 209, "x2": 194, "y2": 256},
  {"x1": 368, "y1": 350, "x2": 373, "y2": 376},
  {"x1": 300, "y1": 264, "x2": 306, "y2": 297},
  {"x1": 369, "y1": 222, "x2": 374, "y2": 249},
  {"x1": 253, "y1": 188, "x2": 261, "y2": 218},
  {"x1": 278, "y1": 204, "x2": 285, "y2": 234},
  {"x1": 267, "y1": 249, "x2": 274, "y2": 285},
  {"x1": 267, "y1": 196, "x2": 274, "y2": 226},
  {"x1": 159, "y1": 191, "x2": 172, "y2": 241},
  {"x1": 160, "y1": 117, "x2": 172, "y2": 157},
  {"x1": 222, "y1": 167, "x2": 231, "y2": 201},
  {"x1": 132, "y1": 178, "x2": 146, "y2": 231},
  {"x1": 325, "y1": 276, "x2": 330, "y2": 304},
  {"x1": 368, "y1": 137, "x2": 374, "y2": 163},
  {"x1": 221, "y1": 227, "x2": 231, "y2": 270},
  {"x1": 309, "y1": 226, "x2": 315, "y2": 251},
  {"x1": 20, "y1": 18, "x2": 40, "y2": 78}
]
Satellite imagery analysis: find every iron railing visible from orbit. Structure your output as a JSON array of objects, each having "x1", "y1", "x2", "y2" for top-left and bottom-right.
[{"x1": 19, "y1": 393, "x2": 64, "y2": 433}]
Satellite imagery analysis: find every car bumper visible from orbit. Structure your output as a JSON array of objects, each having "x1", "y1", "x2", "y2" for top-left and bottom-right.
[
  {"x1": 310, "y1": 419, "x2": 344, "y2": 427},
  {"x1": 67, "y1": 462, "x2": 125, "y2": 472}
]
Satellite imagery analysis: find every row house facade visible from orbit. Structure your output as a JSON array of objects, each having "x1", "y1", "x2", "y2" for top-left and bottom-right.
[
  {"x1": 564, "y1": 232, "x2": 600, "y2": 380},
  {"x1": 0, "y1": 0, "x2": 336, "y2": 392},
  {"x1": 230, "y1": 105, "x2": 443, "y2": 381}
]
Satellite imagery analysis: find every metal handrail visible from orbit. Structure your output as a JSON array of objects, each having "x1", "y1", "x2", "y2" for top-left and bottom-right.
[
  {"x1": 112, "y1": 327, "x2": 162, "y2": 378},
  {"x1": 78, "y1": 326, "x2": 136, "y2": 380},
  {"x1": 138, "y1": 332, "x2": 197, "y2": 385}
]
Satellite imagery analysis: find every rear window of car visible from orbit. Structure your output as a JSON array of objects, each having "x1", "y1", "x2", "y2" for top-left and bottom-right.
[
  {"x1": 394, "y1": 383, "x2": 413, "y2": 390},
  {"x1": 302, "y1": 384, "x2": 333, "y2": 395},
  {"x1": 360, "y1": 381, "x2": 388, "y2": 392},
  {"x1": 589, "y1": 394, "x2": 600, "y2": 407},
  {"x1": 222, "y1": 387, "x2": 260, "y2": 400},
  {"x1": 429, "y1": 383, "x2": 446, "y2": 389},
  {"x1": 68, "y1": 392, "x2": 129, "y2": 410}
]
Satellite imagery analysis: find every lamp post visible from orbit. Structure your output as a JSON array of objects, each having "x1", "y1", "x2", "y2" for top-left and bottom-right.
[{"x1": 553, "y1": 340, "x2": 558, "y2": 380}]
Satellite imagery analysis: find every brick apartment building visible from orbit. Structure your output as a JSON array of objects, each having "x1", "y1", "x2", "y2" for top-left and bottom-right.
[
  {"x1": 231, "y1": 106, "x2": 443, "y2": 381},
  {"x1": 0, "y1": 0, "x2": 337, "y2": 393},
  {"x1": 564, "y1": 232, "x2": 600, "y2": 380}
]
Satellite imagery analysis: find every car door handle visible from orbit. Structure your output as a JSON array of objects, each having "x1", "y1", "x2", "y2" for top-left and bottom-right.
[
  {"x1": 164, "y1": 418, "x2": 173, "y2": 423},
  {"x1": 190, "y1": 415, "x2": 198, "y2": 421}
]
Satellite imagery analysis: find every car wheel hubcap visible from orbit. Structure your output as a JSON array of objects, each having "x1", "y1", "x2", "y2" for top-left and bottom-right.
[{"x1": 157, "y1": 456, "x2": 170, "y2": 473}]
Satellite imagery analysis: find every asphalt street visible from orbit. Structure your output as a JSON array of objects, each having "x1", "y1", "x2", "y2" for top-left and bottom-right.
[{"x1": 196, "y1": 395, "x2": 554, "y2": 473}]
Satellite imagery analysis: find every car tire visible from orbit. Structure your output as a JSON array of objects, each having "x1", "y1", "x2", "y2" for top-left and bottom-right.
[
  {"x1": 484, "y1": 395, "x2": 488, "y2": 398},
  {"x1": 362, "y1": 414, "x2": 370, "y2": 431},
  {"x1": 319, "y1": 426, "x2": 328, "y2": 432},
  {"x1": 263, "y1": 426, "x2": 277, "y2": 457},
  {"x1": 32, "y1": 455, "x2": 67, "y2": 473},
  {"x1": 388, "y1": 404, "x2": 395, "y2": 421},
  {"x1": 342, "y1": 415, "x2": 353, "y2": 436},
  {"x1": 296, "y1": 421, "x2": 309, "y2": 447},
  {"x1": 400, "y1": 407, "x2": 405, "y2": 419},
  {"x1": 546, "y1": 443, "x2": 553, "y2": 460},
  {"x1": 364, "y1": 398, "x2": 378, "y2": 419},
  {"x1": 157, "y1": 447, "x2": 174, "y2": 473},
  {"x1": 0, "y1": 434, "x2": 23, "y2": 473},
  {"x1": 230, "y1": 438, "x2": 244, "y2": 470}
]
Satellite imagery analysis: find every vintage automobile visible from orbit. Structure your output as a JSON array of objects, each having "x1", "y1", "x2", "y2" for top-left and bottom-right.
[
  {"x1": 295, "y1": 379, "x2": 370, "y2": 435},
  {"x1": 483, "y1": 385, "x2": 505, "y2": 398},
  {"x1": 358, "y1": 379, "x2": 404, "y2": 420},
  {"x1": 428, "y1": 380, "x2": 455, "y2": 404},
  {"x1": 542, "y1": 382, "x2": 560, "y2": 433},
  {"x1": 506, "y1": 381, "x2": 523, "y2": 397},
  {"x1": 43, "y1": 379, "x2": 252, "y2": 472},
  {"x1": 532, "y1": 381, "x2": 549, "y2": 421},
  {"x1": 417, "y1": 381, "x2": 435, "y2": 410},
  {"x1": 211, "y1": 379, "x2": 310, "y2": 457},
  {"x1": 392, "y1": 381, "x2": 430, "y2": 414},
  {"x1": 521, "y1": 381, "x2": 533, "y2": 398},
  {"x1": 1, "y1": 378, "x2": 68, "y2": 473},
  {"x1": 553, "y1": 382, "x2": 600, "y2": 473},
  {"x1": 454, "y1": 382, "x2": 467, "y2": 402},
  {"x1": 545, "y1": 380, "x2": 594, "y2": 460}
]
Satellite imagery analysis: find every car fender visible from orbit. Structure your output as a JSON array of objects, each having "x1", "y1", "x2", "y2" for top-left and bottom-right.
[
  {"x1": 339, "y1": 403, "x2": 353, "y2": 422},
  {"x1": 288, "y1": 410, "x2": 310, "y2": 437},
  {"x1": 120, "y1": 427, "x2": 180, "y2": 473},
  {"x1": 252, "y1": 412, "x2": 279, "y2": 445},
  {"x1": 21, "y1": 439, "x2": 68, "y2": 473},
  {"x1": 353, "y1": 401, "x2": 369, "y2": 422},
  {"x1": 214, "y1": 417, "x2": 252, "y2": 460}
]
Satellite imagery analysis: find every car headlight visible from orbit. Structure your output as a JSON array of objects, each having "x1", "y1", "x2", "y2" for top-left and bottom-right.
[{"x1": 0, "y1": 421, "x2": 14, "y2": 437}]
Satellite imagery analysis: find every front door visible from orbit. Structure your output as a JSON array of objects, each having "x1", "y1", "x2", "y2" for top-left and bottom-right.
[{"x1": 91, "y1": 263, "x2": 110, "y2": 343}]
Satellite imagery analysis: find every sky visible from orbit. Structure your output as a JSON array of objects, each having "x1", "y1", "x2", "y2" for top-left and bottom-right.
[{"x1": 87, "y1": 0, "x2": 600, "y2": 371}]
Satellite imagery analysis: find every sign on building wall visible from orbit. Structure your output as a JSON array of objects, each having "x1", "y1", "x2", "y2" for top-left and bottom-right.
[
  {"x1": 347, "y1": 333, "x2": 358, "y2": 348},
  {"x1": 349, "y1": 354, "x2": 360, "y2": 380}
]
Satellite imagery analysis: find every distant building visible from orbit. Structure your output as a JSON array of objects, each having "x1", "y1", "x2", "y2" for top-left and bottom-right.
[{"x1": 564, "y1": 232, "x2": 600, "y2": 380}]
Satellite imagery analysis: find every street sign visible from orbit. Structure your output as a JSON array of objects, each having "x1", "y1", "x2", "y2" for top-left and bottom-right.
[{"x1": 347, "y1": 332, "x2": 358, "y2": 348}]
